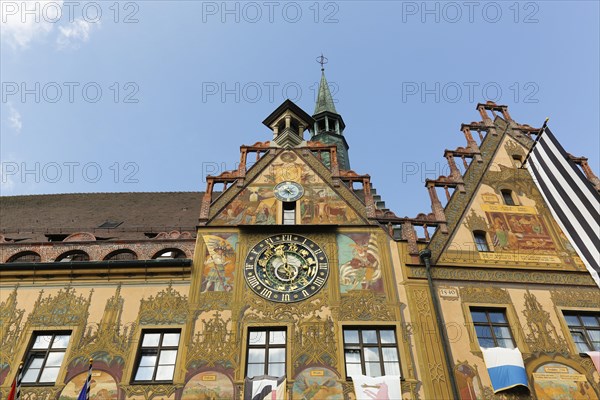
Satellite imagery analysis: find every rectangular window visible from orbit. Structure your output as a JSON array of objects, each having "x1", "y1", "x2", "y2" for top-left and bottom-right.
[
  {"x1": 470, "y1": 308, "x2": 515, "y2": 348},
  {"x1": 132, "y1": 330, "x2": 180, "y2": 383},
  {"x1": 564, "y1": 312, "x2": 600, "y2": 352},
  {"x1": 501, "y1": 190, "x2": 516, "y2": 206},
  {"x1": 22, "y1": 332, "x2": 71, "y2": 385},
  {"x1": 282, "y1": 203, "x2": 296, "y2": 225},
  {"x1": 246, "y1": 328, "x2": 286, "y2": 378},
  {"x1": 473, "y1": 231, "x2": 490, "y2": 252},
  {"x1": 343, "y1": 327, "x2": 401, "y2": 378}
]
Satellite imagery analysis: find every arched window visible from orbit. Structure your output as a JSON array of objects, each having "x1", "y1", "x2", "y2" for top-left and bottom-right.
[
  {"x1": 473, "y1": 231, "x2": 490, "y2": 252},
  {"x1": 104, "y1": 249, "x2": 137, "y2": 261},
  {"x1": 56, "y1": 250, "x2": 90, "y2": 262},
  {"x1": 152, "y1": 249, "x2": 186, "y2": 260},
  {"x1": 7, "y1": 251, "x2": 41, "y2": 263}
]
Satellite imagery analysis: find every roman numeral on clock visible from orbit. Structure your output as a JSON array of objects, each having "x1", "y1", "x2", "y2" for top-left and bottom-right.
[
  {"x1": 247, "y1": 275, "x2": 260, "y2": 288},
  {"x1": 281, "y1": 293, "x2": 290, "y2": 302},
  {"x1": 282, "y1": 234, "x2": 292, "y2": 241},
  {"x1": 314, "y1": 277, "x2": 326, "y2": 286},
  {"x1": 260, "y1": 288, "x2": 273, "y2": 298}
]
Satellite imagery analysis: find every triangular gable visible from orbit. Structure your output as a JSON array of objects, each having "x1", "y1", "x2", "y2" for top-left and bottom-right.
[
  {"x1": 437, "y1": 133, "x2": 585, "y2": 270},
  {"x1": 207, "y1": 149, "x2": 369, "y2": 226}
]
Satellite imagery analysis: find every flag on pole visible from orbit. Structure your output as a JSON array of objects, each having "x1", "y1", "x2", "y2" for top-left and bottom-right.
[
  {"x1": 524, "y1": 125, "x2": 600, "y2": 288},
  {"x1": 7, "y1": 362, "x2": 22, "y2": 400},
  {"x1": 77, "y1": 358, "x2": 93, "y2": 400}
]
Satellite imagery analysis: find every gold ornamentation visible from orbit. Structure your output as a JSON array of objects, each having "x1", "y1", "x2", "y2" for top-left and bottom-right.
[
  {"x1": 187, "y1": 311, "x2": 237, "y2": 370},
  {"x1": 0, "y1": 286, "x2": 23, "y2": 371},
  {"x1": 139, "y1": 283, "x2": 189, "y2": 325},
  {"x1": 18, "y1": 386, "x2": 63, "y2": 400},
  {"x1": 463, "y1": 209, "x2": 489, "y2": 232},
  {"x1": 73, "y1": 285, "x2": 133, "y2": 363},
  {"x1": 243, "y1": 289, "x2": 329, "y2": 323},
  {"x1": 522, "y1": 290, "x2": 568, "y2": 353},
  {"x1": 27, "y1": 286, "x2": 92, "y2": 327},
  {"x1": 293, "y1": 316, "x2": 337, "y2": 370},
  {"x1": 428, "y1": 362, "x2": 446, "y2": 383},
  {"x1": 197, "y1": 291, "x2": 232, "y2": 310},
  {"x1": 121, "y1": 383, "x2": 182, "y2": 400},
  {"x1": 550, "y1": 288, "x2": 600, "y2": 308},
  {"x1": 407, "y1": 266, "x2": 596, "y2": 286},
  {"x1": 459, "y1": 286, "x2": 511, "y2": 304},
  {"x1": 337, "y1": 290, "x2": 394, "y2": 321}
]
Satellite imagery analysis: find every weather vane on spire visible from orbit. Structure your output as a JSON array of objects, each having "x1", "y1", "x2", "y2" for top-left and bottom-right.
[{"x1": 316, "y1": 54, "x2": 328, "y2": 71}]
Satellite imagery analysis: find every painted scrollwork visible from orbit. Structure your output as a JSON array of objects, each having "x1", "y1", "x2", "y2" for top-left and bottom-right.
[
  {"x1": 0, "y1": 287, "x2": 23, "y2": 378},
  {"x1": 74, "y1": 285, "x2": 134, "y2": 362},
  {"x1": 187, "y1": 311, "x2": 238, "y2": 370},
  {"x1": 27, "y1": 286, "x2": 92, "y2": 327},
  {"x1": 522, "y1": 290, "x2": 568, "y2": 353},
  {"x1": 336, "y1": 290, "x2": 394, "y2": 321},
  {"x1": 120, "y1": 383, "x2": 182, "y2": 400},
  {"x1": 293, "y1": 316, "x2": 337, "y2": 370},
  {"x1": 138, "y1": 283, "x2": 189, "y2": 325},
  {"x1": 459, "y1": 286, "x2": 511, "y2": 304},
  {"x1": 550, "y1": 288, "x2": 600, "y2": 308}
]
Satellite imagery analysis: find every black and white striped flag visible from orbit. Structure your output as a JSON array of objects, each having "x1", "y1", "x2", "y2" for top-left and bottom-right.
[
  {"x1": 77, "y1": 359, "x2": 93, "y2": 400},
  {"x1": 525, "y1": 126, "x2": 600, "y2": 288}
]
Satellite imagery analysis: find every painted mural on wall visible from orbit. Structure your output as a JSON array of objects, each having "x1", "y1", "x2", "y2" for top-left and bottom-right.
[
  {"x1": 532, "y1": 363, "x2": 598, "y2": 399},
  {"x1": 454, "y1": 362, "x2": 484, "y2": 400},
  {"x1": 212, "y1": 187, "x2": 278, "y2": 225},
  {"x1": 201, "y1": 234, "x2": 238, "y2": 292},
  {"x1": 292, "y1": 368, "x2": 343, "y2": 400},
  {"x1": 300, "y1": 185, "x2": 360, "y2": 224},
  {"x1": 337, "y1": 233, "x2": 383, "y2": 293},
  {"x1": 473, "y1": 193, "x2": 562, "y2": 263},
  {"x1": 211, "y1": 152, "x2": 362, "y2": 225},
  {"x1": 181, "y1": 371, "x2": 234, "y2": 399},
  {"x1": 59, "y1": 370, "x2": 118, "y2": 400}
]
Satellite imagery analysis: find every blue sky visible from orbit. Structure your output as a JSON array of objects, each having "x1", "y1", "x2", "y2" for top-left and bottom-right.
[{"x1": 1, "y1": 1, "x2": 599, "y2": 218}]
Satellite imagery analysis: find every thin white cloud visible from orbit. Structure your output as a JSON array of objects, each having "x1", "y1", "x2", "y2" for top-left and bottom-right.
[
  {"x1": 0, "y1": 153, "x2": 17, "y2": 195},
  {"x1": 8, "y1": 103, "x2": 22, "y2": 134},
  {"x1": 0, "y1": 0, "x2": 63, "y2": 49},
  {"x1": 56, "y1": 18, "x2": 97, "y2": 50}
]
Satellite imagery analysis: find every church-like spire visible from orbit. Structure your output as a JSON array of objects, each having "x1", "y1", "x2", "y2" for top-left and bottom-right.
[
  {"x1": 314, "y1": 69, "x2": 338, "y2": 115},
  {"x1": 310, "y1": 55, "x2": 350, "y2": 170}
]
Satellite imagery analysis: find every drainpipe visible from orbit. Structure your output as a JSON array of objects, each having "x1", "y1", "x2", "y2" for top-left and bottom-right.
[{"x1": 419, "y1": 249, "x2": 460, "y2": 400}]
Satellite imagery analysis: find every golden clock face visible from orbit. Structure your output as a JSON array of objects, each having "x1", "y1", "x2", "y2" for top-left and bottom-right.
[{"x1": 244, "y1": 234, "x2": 329, "y2": 303}]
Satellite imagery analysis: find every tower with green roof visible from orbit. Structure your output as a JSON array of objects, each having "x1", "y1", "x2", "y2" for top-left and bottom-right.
[{"x1": 309, "y1": 63, "x2": 350, "y2": 170}]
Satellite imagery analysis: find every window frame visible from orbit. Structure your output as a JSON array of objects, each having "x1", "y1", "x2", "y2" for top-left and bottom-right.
[
  {"x1": 21, "y1": 331, "x2": 72, "y2": 386},
  {"x1": 501, "y1": 189, "x2": 516, "y2": 206},
  {"x1": 473, "y1": 231, "x2": 491, "y2": 252},
  {"x1": 245, "y1": 327, "x2": 287, "y2": 378},
  {"x1": 470, "y1": 307, "x2": 516, "y2": 349},
  {"x1": 131, "y1": 329, "x2": 181, "y2": 384},
  {"x1": 562, "y1": 311, "x2": 600, "y2": 353},
  {"x1": 282, "y1": 202, "x2": 296, "y2": 225},
  {"x1": 342, "y1": 326, "x2": 402, "y2": 380}
]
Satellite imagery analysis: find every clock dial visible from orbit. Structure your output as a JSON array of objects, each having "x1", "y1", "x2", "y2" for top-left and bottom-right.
[
  {"x1": 244, "y1": 234, "x2": 329, "y2": 303},
  {"x1": 273, "y1": 181, "x2": 304, "y2": 202}
]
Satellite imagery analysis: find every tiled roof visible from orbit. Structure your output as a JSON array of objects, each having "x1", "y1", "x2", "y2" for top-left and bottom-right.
[{"x1": 0, "y1": 192, "x2": 203, "y2": 241}]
